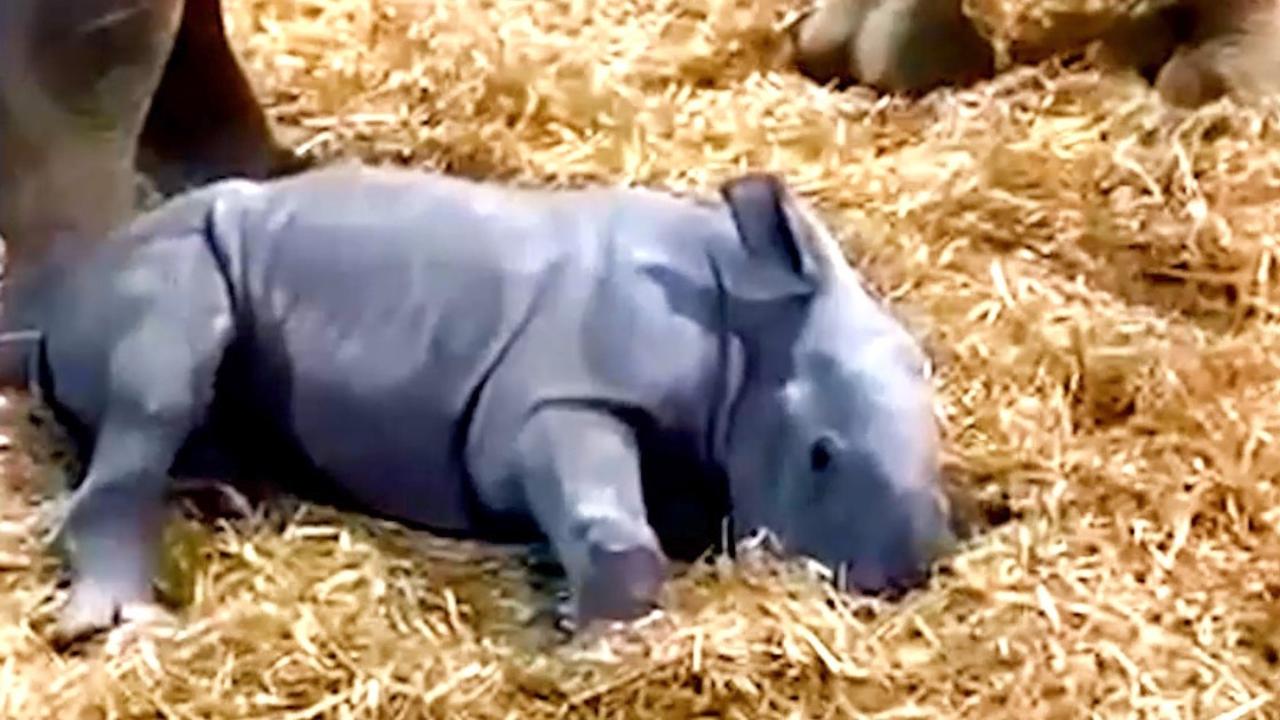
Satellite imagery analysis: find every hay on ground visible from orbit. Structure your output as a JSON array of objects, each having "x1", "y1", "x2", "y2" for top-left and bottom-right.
[{"x1": 2, "y1": 0, "x2": 1280, "y2": 717}]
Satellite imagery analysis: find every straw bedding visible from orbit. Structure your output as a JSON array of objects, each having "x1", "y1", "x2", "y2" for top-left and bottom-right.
[{"x1": 2, "y1": 0, "x2": 1280, "y2": 716}]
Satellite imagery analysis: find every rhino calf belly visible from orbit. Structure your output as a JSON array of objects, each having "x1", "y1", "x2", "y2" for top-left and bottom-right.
[
  {"x1": 229, "y1": 251, "x2": 554, "y2": 534},
  {"x1": 268, "y1": 367, "x2": 481, "y2": 533}
]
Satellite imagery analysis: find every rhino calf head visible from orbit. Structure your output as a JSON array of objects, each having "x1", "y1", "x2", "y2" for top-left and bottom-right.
[{"x1": 715, "y1": 173, "x2": 953, "y2": 595}]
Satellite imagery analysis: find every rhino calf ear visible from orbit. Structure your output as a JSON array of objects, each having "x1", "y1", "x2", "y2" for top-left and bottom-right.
[
  {"x1": 720, "y1": 173, "x2": 806, "y2": 276},
  {"x1": 719, "y1": 173, "x2": 837, "y2": 303}
]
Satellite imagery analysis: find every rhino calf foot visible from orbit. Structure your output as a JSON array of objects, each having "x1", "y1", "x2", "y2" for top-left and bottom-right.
[
  {"x1": 52, "y1": 577, "x2": 158, "y2": 647},
  {"x1": 573, "y1": 539, "x2": 667, "y2": 624}
]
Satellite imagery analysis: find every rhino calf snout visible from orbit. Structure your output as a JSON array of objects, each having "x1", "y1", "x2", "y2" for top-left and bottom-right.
[
  {"x1": 889, "y1": 491, "x2": 957, "y2": 591},
  {"x1": 839, "y1": 527, "x2": 954, "y2": 597},
  {"x1": 817, "y1": 480, "x2": 956, "y2": 596}
]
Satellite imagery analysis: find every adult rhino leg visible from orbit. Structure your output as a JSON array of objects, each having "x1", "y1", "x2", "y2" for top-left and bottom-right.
[
  {"x1": 137, "y1": 0, "x2": 307, "y2": 196},
  {"x1": 0, "y1": 0, "x2": 182, "y2": 272},
  {"x1": 791, "y1": 0, "x2": 862, "y2": 86},
  {"x1": 503, "y1": 405, "x2": 668, "y2": 627}
]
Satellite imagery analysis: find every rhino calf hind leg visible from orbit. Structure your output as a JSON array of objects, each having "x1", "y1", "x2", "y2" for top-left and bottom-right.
[
  {"x1": 51, "y1": 247, "x2": 234, "y2": 644},
  {"x1": 506, "y1": 406, "x2": 668, "y2": 626},
  {"x1": 53, "y1": 417, "x2": 192, "y2": 643}
]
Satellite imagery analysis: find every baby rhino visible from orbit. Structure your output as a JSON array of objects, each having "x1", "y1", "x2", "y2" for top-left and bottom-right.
[{"x1": 0, "y1": 165, "x2": 956, "y2": 641}]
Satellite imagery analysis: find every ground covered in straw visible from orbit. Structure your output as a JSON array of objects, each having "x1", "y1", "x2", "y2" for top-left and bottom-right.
[{"x1": 2, "y1": 0, "x2": 1280, "y2": 716}]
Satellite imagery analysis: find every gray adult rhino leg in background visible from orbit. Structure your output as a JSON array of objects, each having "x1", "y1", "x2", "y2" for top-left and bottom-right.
[
  {"x1": 138, "y1": 0, "x2": 308, "y2": 196},
  {"x1": 49, "y1": 227, "x2": 235, "y2": 643},
  {"x1": 0, "y1": 0, "x2": 183, "y2": 270},
  {"x1": 503, "y1": 405, "x2": 668, "y2": 626}
]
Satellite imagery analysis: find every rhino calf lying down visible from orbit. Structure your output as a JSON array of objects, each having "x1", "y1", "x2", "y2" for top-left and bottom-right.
[{"x1": 0, "y1": 164, "x2": 955, "y2": 641}]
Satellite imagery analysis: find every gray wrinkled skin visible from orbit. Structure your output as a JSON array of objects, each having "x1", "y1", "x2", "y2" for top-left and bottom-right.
[{"x1": 0, "y1": 164, "x2": 955, "y2": 640}]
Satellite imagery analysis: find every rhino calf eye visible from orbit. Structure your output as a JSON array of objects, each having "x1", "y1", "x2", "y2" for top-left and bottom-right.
[{"x1": 810, "y1": 437, "x2": 835, "y2": 473}]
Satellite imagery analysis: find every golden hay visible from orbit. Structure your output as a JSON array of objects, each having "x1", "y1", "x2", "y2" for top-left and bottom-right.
[{"x1": 3, "y1": 0, "x2": 1280, "y2": 716}]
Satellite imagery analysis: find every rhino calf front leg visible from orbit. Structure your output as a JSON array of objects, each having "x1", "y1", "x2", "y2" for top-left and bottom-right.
[{"x1": 507, "y1": 406, "x2": 668, "y2": 626}]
